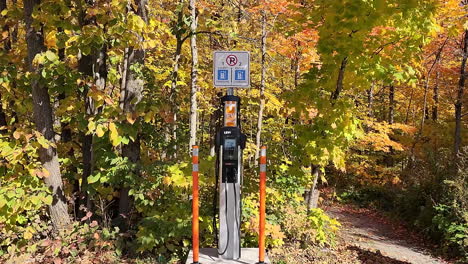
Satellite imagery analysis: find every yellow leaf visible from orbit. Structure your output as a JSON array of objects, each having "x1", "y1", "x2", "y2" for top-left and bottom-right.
[
  {"x1": 45, "y1": 30, "x2": 57, "y2": 48},
  {"x1": 88, "y1": 120, "x2": 96, "y2": 132},
  {"x1": 24, "y1": 231, "x2": 32, "y2": 240},
  {"x1": 96, "y1": 124, "x2": 105, "y2": 137},
  {"x1": 126, "y1": 112, "x2": 136, "y2": 125},
  {"x1": 163, "y1": 176, "x2": 172, "y2": 186},
  {"x1": 24, "y1": 226, "x2": 35, "y2": 240},
  {"x1": 109, "y1": 122, "x2": 117, "y2": 133},
  {"x1": 109, "y1": 122, "x2": 119, "y2": 146},
  {"x1": 144, "y1": 111, "x2": 153, "y2": 123}
]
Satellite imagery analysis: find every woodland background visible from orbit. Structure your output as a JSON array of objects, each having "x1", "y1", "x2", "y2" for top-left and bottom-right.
[{"x1": 0, "y1": 0, "x2": 467, "y2": 263}]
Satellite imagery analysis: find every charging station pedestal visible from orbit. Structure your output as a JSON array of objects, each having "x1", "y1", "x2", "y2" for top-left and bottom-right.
[{"x1": 215, "y1": 94, "x2": 246, "y2": 260}]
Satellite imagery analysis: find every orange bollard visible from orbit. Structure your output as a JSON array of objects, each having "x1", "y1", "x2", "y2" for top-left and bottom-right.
[
  {"x1": 259, "y1": 146, "x2": 267, "y2": 264},
  {"x1": 192, "y1": 146, "x2": 200, "y2": 264}
]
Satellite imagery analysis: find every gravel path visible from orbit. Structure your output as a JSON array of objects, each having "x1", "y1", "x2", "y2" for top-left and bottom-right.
[{"x1": 327, "y1": 205, "x2": 449, "y2": 264}]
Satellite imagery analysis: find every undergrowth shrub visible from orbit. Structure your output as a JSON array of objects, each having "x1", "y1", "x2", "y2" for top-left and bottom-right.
[{"x1": 280, "y1": 204, "x2": 340, "y2": 247}]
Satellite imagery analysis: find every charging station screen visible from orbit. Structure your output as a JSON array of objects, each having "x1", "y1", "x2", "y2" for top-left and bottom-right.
[
  {"x1": 223, "y1": 139, "x2": 237, "y2": 161},
  {"x1": 224, "y1": 139, "x2": 236, "y2": 148}
]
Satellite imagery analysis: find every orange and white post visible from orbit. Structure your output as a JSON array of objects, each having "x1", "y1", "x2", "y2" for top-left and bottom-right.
[
  {"x1": 192, "y1": 146, "x2": 200, "y2": 264},
  {"x1": 259, "y1": 146, "x2": 267, "y2": 264}
]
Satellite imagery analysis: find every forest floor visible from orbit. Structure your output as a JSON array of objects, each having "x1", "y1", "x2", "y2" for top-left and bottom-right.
[{"x1": 325, "y1": 203, "x2": 450, "y2": 264}]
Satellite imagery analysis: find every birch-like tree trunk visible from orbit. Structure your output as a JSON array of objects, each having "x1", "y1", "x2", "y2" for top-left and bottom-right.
[
  {"x1": 24, "y1": 0, "x2": 70, "y2": 230},
  {"x1": 189, "y1": 0, "x2": 198, "y2": 150},
  {"x1": 255, "y1": 11, "x2": 267, "y2": 165},
  {"x1": 454, "y1": 30, "x2": 467, "y2": 157},
  {"x1": 306, "y1": 165, "x2": 319, "y2": 212}
]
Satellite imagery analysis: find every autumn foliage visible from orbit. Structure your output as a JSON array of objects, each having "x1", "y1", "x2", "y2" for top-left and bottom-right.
[{"x1": 0, "y1": 0, "x2": 467, "y2": 263}]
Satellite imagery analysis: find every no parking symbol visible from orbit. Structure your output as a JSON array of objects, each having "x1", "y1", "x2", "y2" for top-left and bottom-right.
[{"x1": 226, "y1": 55, "x2": 238, "y2": 66}]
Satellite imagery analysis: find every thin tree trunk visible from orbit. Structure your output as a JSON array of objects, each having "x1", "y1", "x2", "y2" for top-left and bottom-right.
[
  {"x1": 118, "y1": 0, "x2": 147, "y2": 222},
  {"x1": 432, "y1": 65, "x2": 439, "y2": 121},
  {"x1": 405, "y1": 88, "x2": 414, "y2": 124},
  {"x1": 0, "y1": 0, "x2": 8, "y2": 134},
  {"x1": 331, "y1": 57, "x2": 348, "y2": 102},
  {"x1": 367, "y1": 82, "x2": 374, "y2": 118},
  {"x1": 455, "y1": 30, "x2": 467, "y2": 157},
  {"x1": 170, "y1": 24, "x2": 183, "y2": 159},
  {"x1": 306, "y1": 165, "x2": 319, "y2": 212},
  {"x1": 24, "y1": 0, "x2": 70, "y2": 230},
  {"x1": 421, "y1": 38, "x2": 448, "y2": 131},
  {"x1": 388, "y1": 85, "x2": 395, "y2": 124},
  {"x1": 189, "y1": 0, "x2": 198, "y2": 150},
  {"x1": 0, "y1": 93, "x2": 6, "y2": 134},
  {"x1": 77, "y1": 1, "x2": 107, "y2": 217},
  {"x1": 255, "y1": 11, "x2": 267, "y2": 165}
]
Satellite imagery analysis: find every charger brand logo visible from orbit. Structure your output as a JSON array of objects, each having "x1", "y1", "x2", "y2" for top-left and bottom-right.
[
  {"x1": 223, "y1": 131, "x2": 231, "y2": 134},
  {"x1": 224, "y1": 101, "x2": 237, "y2": 127}
]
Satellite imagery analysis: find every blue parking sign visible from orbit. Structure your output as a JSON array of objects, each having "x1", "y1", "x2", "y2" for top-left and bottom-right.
[
  {"x1": 218, "y1": 70, "x2": 229, "y2": 80},
  {"x1": 234, "y1": 70, "x2": 245, "y2": 81}
]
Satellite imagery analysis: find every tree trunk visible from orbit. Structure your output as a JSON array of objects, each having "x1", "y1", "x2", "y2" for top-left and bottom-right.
[
  {"x1": 331, "y1": 57, "x2": 348, "y2": 102},
  {"x1": 0, "y1": 0, "x2": 8, "y2": 134},
  {"x1": 454, "y1": 30, "x2": 467, "y2": 157},
  {"x1": 367, "y1": 82, "x2": 374, "y2": 118},
  {"x1": 421, "y1": 38, "x2": 447, "y2": 131},
  {"x1": 24, "y1": 0, "x2": 70, "y2": 230},
  {"x1": 432, "y1": 66, "x2": 439, "y2": 121},
  {"x1": 255, "y1": 11, "x2": 267, "y2": 165},
  {"x1": 118, "y1": 0, "x2": 147, "y2": 222},
  {"x1": 306, "y1": 165, "x2": 320, "y2": 212},
  {"x1": 388, "y1": 85, "x2": 395, "y2": 124},
  {"x1": 0, "y1": 93, "x2": 6, "y2": 134},
  {"x1": 77, "y1": 2, "x2": 107, "y2": 218},
  {"x1": 170, "y1": 6, "x2": 184, "y2": 158},
  {"x1": 405, "y1": 88, "x2": 414, "y2": 124},
  {"x1": 189, "y1": 0, "x2": 198, "y2": 150}
]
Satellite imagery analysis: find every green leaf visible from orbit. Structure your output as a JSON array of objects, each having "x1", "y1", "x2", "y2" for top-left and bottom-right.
[
  {"x1": 88, "y1": 173, "x2": 101, "y2": 184},
  {"x1": 43, "y1": 195, "x2": 53, "y2": 205},
  {"x1": 45, "y1": 50, "x2": 57, "y2": 61}
]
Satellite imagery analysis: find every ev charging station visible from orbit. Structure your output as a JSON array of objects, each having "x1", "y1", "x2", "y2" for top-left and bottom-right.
[
  {"x1": 216, "y1": 92, "x2": 246, "y2": 260},
  {"x1": 187, "y1": 51, "x2": 269, "y2": 264},
  {"x1": 214, "y1": 51, "x2": 249, "y2": 260}
]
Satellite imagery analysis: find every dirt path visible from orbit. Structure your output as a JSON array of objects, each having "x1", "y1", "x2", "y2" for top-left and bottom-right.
[{"x1": 326, "y1": 204, "x2": 449, "y2": 264}]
